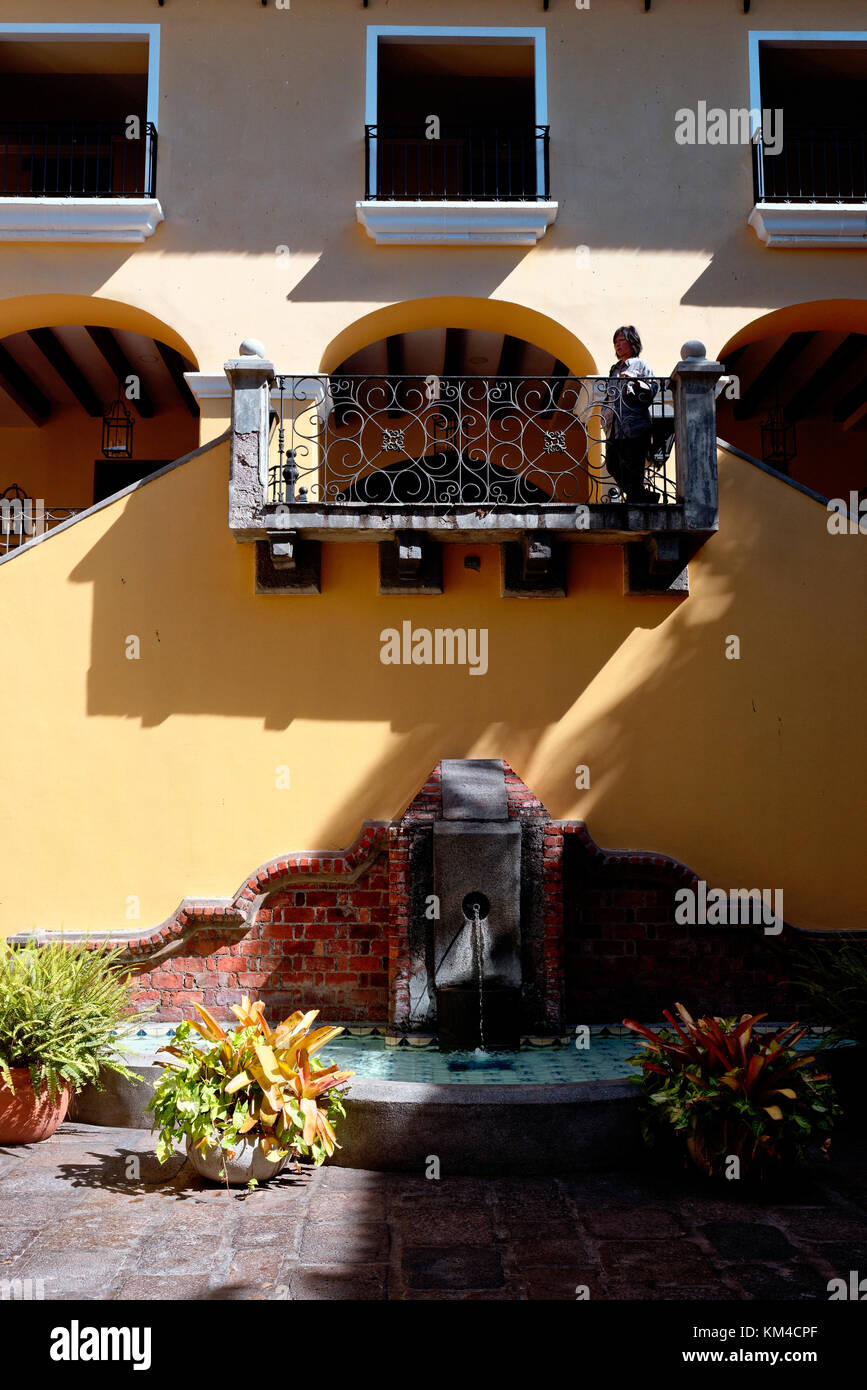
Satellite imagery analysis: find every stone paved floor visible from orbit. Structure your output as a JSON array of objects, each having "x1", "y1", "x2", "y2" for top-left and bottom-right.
[{"x1": 1, "y1": 1123, "x2": 866, "y2": 1300}]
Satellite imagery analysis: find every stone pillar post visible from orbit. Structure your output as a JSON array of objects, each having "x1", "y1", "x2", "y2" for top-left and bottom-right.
[
  {"x1": 224, "y1": 338, "x2": 275, "y2": 540},
  {"x1": 671, "y1": 340, "x2": 723, "y2": 532}
]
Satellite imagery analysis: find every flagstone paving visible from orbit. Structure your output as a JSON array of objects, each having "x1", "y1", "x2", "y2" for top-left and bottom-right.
[{"x1": 1, "y1": 1124, "x2": 866, "y2": 1301}]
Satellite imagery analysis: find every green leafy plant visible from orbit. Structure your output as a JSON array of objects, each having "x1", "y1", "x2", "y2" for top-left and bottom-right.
[
  {"x1": 0, "y1": 938, "x2": 146, "y2": 1100},
  {"x1": 148, "y1": 998, "x2": 353, "y2": 1169},
  {"x1": 788, "y1": 941, "x2": 867, "y2": 1049},
  {"x1": 624, "y1": 1004, "x2": 838, "y2": 1179}
]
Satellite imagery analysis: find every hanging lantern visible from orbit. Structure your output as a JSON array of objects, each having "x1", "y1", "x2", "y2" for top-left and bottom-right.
[
  {"x1": 760, "y1": 403, "x2": 796, "y2": 471},
  {"x1": 101, "y1": 386, "x2": 135, "y2": 460}
]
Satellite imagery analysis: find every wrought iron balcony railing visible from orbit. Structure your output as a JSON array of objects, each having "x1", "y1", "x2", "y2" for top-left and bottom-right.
[
  {"x1": 364, "y1": 124, "x2": 550, "y2": 201},
  {"x1": 0, "y1": 498, "x2": 82, "y2": 554},
  {"x1": 753, "y1": 127, "x2": 867, "y2": 203},
  {"x1": 0, "y1": 121, "x2": 158, "y2": 198},
  {"x1": 267, "y1": 374, "x2": 676, "y2": 510}
]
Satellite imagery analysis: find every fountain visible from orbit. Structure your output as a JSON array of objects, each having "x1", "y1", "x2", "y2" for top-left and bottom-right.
[
  {"x1": 68, "y1": 757, "x2": 643, "y2": 1171},
  {"x1": 432, "y1": 760, "x2": 522, "y2": 1050}
]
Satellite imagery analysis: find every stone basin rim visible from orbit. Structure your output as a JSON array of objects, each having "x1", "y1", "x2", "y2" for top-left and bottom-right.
[{"x1": 108, "y1": 1053, "x2": 636, "y2": 1106}]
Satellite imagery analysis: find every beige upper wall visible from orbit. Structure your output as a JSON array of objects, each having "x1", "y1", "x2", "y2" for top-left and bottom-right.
[{"x1": 0, "y1": 0, "x2": 864, "y2": 379}]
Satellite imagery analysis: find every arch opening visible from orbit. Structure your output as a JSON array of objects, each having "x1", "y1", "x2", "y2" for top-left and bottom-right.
[
  {"x1": 717, "y1": 301, "x2": 867, "y2": 501},
  {"x1": 0, "y1": 296, "x2": 200, "y2": 552}
]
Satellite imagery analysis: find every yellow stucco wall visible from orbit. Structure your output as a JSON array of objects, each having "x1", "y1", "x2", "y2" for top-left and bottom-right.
[{"x1": 0, "y1": 437, "x2": 863, "y2": 937}]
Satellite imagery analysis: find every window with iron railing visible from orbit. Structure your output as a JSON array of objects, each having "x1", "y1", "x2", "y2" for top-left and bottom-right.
[
  {"x1": 0, "y1": 121, "x2": 157, "y2": 198},
  {"x1": 365, "y1": 124, "x2": 549, "y2": 202},
  {"x1": 753, "y1": 126, "x2": 867, "y2": 203},
  {"x1": 753, "y1": 39, "x2": 867, "y2": 204}
]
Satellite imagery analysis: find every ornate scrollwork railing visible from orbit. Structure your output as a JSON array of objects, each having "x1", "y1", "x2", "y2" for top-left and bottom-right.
[{"x1": 267, "y1": 374, "x2": 676, "y2": 510}]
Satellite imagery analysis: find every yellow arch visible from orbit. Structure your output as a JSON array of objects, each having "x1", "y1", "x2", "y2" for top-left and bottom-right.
[
  {"x1": 0, "y1": 293, "x2": 199, "y2": 364},
  {"x1": 718, "y1": 298, "x2": 867, "y2": 359},
  {"x1": 320, "y1": 297, "x2": 597, "y2": 376}
]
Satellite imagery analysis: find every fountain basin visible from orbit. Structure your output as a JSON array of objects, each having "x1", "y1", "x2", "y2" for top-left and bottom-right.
[
  {"x1": 69, "y1": 1028, "x2": 840, "y2": 1174},
  {"x1": 68, "y1": 1029, "x2": 642, "y2": 1173},
  {"x1": 70, "y1": 1063, "x2": 637, "y2": 1175}
]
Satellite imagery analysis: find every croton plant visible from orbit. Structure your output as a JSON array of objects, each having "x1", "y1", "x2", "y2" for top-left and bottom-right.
[
  {"x1": 624, "y1": 1004, "x2": 838, "y2": 1179},
  {"x1": 148, "y1": 998, "x2": 353, "y2": 1168}
]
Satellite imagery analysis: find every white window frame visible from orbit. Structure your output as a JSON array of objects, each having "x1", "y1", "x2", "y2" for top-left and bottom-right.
[
  {"x1": 747, "y1": 30, "x2": 867, "y2": 247},
  {"x1": 0, "y1": 22, "x2": 163, "y2": 243},
  {"x1": 365, "y1": 25, "x2": 548, "y2": 199},
  {"x1": 748, "y1": 29, "x2": 867, "y2": 119}
]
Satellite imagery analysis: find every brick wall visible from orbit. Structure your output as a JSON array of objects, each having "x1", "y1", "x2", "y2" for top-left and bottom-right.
[
  {"x1": 131, "y1": 855, "x2": 391, "y2": 1022},
  {"x1": 119, "y1": 764, "x2": 841, "y2": 1030},
  {"x1": 562, "y1": 839, "x2": 800, "y2": 1023}
]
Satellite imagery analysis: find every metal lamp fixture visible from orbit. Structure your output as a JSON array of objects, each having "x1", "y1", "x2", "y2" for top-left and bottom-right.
[
  {"x1": 101, "y1": 385, "x2": 135, "y2": 460},
  {"x1": 760, "y1": 402, "x2": 796, "y2": 471}
]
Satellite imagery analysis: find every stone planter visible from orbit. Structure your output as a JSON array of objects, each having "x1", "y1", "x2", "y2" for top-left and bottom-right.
[
  {"x1": 186, "y1": 1135, "x2": 291, "y2": 1185},
  {"x1": 0, "y1": 1068, "x2": 73, "y2": 1144}
]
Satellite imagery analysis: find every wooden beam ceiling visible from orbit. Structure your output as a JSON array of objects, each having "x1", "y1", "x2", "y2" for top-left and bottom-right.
[
  {"x1": 442, "y1": 328, "x2": 466, "y2": 379},
  {"x1": 28, "y1": 328, "x2": 103, "y2": 417},
  {"x1": 833, "y1": 373, "x2": 867, "y2": 430},
  {"x1": 0, "y1": 343, "x2": 51, "y2": 427},
  {"x1": 783, "y1": 336, "x2": 863, "y2": 421},
  {"x1": 85, "y1": 327, "x2": 155, "y2": 418},
  {"x1": 495, "y1": 335, "x2": 523, "y2": 379},
  {"x1": 155, "y1": 340, "x2": 200, "y2": 418},
  {"x1": 733, "y1": 332, "x2": 816, "y2": 421}
]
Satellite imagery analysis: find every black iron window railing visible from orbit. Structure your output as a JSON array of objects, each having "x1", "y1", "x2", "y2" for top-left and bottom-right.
[
  {"x1": 753, "y1": 127, "x2": 867, "y2": 203},
  {"x1": 0, "y1": 121, "x2": 158, "y2": 198},
  {"x1": 365, "y1": 124, "x2": 550, "y2": 201},
  {"x1": 267, "y1": 374, "x2": 676, "y2": 509}
]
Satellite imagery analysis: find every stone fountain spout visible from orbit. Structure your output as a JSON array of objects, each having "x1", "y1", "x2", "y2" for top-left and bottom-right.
[{"x1": 432, "y1": 760, "x2": 522, "y2": 1050}]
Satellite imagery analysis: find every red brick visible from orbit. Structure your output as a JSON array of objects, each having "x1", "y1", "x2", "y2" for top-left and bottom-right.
[
  {"x1": 150, "y1": 972, "x2": 181, "y2": 989},
  {"x1": 236, "y1": 972, "x2": 270, "y2": 989}
]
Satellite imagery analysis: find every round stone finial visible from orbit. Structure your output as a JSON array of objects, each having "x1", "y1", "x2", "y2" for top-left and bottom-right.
[
  {"x1": 239, "y1": 338, "x2": 266, "y2": 358},
  {"x1": 680, "y1": 340, "x2": 707, "y2": 360}
]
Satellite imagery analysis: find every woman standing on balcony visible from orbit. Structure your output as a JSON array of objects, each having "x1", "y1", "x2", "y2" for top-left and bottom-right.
[{"x1": 602, "y1": 326, "x2": 658, "y2": 502}]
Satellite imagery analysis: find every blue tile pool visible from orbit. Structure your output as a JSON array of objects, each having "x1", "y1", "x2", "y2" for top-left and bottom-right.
[{"x1": 112, "y1": 1026, "x2": 836, "y2": 1086}]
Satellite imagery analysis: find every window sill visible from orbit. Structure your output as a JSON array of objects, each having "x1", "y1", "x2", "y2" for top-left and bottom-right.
[
  {"x1": 356, "y1": 199, "x2": 558, "y2": 246},
  {"x1": 748, "y1": 202, "x2": 867, "y2": 248},
  {"x1": 0, "y1": 197, "x2": 164, "y2": 243}
]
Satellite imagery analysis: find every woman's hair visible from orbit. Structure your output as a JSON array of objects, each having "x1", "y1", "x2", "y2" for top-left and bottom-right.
[{"x1": 613, "y1": 325, "x2": 642, "y2": 356}]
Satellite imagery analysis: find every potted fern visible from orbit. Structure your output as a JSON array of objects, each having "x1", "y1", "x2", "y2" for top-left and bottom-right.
[
  {"x1": 624, "y1": 1004, "x2": 838, "y2": 1181},
  {"x1": 0, "y1": 938, "x2": 145, "y2": 1144},
  {"x1": 148, "y1": 998, "x2": 353, "y2": 1186}
]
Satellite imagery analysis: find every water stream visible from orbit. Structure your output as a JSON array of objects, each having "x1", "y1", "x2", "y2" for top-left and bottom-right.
[{"x1": 471, "y1": 901, "x2": 485, "y2": 1051}]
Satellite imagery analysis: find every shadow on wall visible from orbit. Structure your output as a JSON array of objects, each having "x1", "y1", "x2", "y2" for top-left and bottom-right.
[
  {"x1": 69, "y1": 442, "x2": 674, "y2": 730},
  {"x1": 56, "y1": 434, "x2": 866, "y2": 928},
  {"x1": 681, "y1": 231, "x2": 867, "y2": 310},
  {"x1": 286, "y1": 222, "x2": 533, "y2": 306}
]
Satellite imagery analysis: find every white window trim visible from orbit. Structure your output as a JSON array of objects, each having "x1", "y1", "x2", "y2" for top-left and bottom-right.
[
  {"x1": 748, "y1": 29, "x2": 867, "y2": 248},
  {"x1": 355, "y1": 200, "x2": 557, "y2": 247},
  {"x1": 358, "y1": 25, "x2": 557, "y2": 246},
  {"x1": 0, "y1": 23, "x2": 163, "y2": 243}
]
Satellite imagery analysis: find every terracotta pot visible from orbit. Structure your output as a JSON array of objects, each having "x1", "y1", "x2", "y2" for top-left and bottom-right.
[
  {"x1": 186, "y1": 1135, "x2": 291, "y2": 1185},
  {"x1": 0, "y1": 1068, "x2": 73, "y2": 1144}
]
